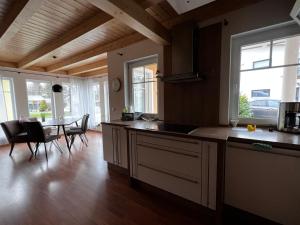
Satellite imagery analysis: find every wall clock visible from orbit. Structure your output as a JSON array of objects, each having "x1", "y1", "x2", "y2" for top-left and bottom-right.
[{"x1": 112, "y1": 78, "x2": 121, "y2": 92}]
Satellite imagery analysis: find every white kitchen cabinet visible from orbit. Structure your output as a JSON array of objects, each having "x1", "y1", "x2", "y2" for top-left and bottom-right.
[
  {"x1": 225, "y1": 142, "x2": 300, "y2": 225},
  {"x1": 129, "y1": 130, "x2": 218, "y2": 210},
  {"x1": 102, "y1": 124, "x2": 128, "y2": 168}
]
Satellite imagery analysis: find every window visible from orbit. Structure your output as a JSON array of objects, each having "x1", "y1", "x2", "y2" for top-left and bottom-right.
[
  {"x1": 0, "y1": 77, "x2": 16, "y2": 121},
  {"x1": 231, "y1": 22, "x2": 300, "y2": 124},
  {"x1": 92, "y1": 82, "x2": 101, "y2": 127},
  {"x1": 253, "y1": 59, "x2": 270, "y2": 69},
  {"x1": 0, "y1": 77, "x2": 16, "y2": 144},
  {"x1": 26, "y1": 80, "x2": 53, "y2": 121},
  {"x1": 86, "y1": 77, "x2": 110, "y2": 130},
  {"x1": 251, "y1": 89, "x2": 270, "y2": 97},
  {"x1": 62, "y1": 83, "x2": 71, "y2": 117},
  {"x1": 103, "y1": 79, "x2": 110, "y2": 122},
  {"x1": 128, "y1": 57, "x2": 158, "y2": 114}
]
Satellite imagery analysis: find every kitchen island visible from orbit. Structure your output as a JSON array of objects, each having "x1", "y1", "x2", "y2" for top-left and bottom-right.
[
  {"x1": 102, "y1": 120, "x2": 300, "y2": 225},
  {"x1": 102, "y1": 120, "x2": 300, "y2": 149}
]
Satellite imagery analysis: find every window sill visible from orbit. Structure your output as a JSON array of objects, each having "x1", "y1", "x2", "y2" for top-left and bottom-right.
[{"x1": 235, "y1": 118, "x2": 277, "y2": 126}]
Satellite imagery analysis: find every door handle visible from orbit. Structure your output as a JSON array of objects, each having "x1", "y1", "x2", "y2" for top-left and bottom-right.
[{"x1": 252, "y1": 143, "x2": 272, "y2": 151}]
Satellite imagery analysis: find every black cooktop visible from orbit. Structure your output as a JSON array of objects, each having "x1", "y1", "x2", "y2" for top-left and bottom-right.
[{"x1": 157, "y1": 123, "x2": 198, "y2": 134}]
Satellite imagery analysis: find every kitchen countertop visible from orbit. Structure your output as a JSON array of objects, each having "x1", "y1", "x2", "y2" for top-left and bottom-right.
[
  {"x1": 191, "y1": 127, "x2": 300, "y2": 150},
  {"x1": 102, "y1": 120, "x2": 300, "y2": 151}
]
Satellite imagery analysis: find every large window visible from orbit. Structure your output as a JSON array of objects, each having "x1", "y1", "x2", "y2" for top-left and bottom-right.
[
  {"x1": 62, "y1": 83, "x2": 71, "y2": 117},
  {"x1": 92, "y1": 82, "x2": 101, "y2": 126},
  {"x1": 26, "y1": 80, "x2": 53, "y2": 121},
  {"x1": 86, "y1": 77, "x2": 110, "y2": 130},
  {"x1": 0, "y1": 77, "x2": 16, "y2": 144},
  {"x1": 231, "y1": 22, "x2": 300, "y2": 124},
  {"x1": 128, "y1": 57, "x2": 158, "y2": 114},
  {"x1": 0, "y1": 77, "x2": 16, "y2": 121}
]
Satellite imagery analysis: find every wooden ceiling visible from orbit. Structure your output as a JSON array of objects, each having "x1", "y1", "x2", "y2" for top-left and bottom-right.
[{"x1": 0, "y1": 0, "x2": 264, "y2": 77}]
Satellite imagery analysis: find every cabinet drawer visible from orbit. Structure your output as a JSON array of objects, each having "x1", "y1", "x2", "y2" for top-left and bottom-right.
[
  {"x1": 129, "y1": 131, "x2": 218, "y2": 210},
  {"x1": 137, "y1": 164, "x2": 202, "y2": 204},
  {"x1": 137, "y1": 144, "x2": 201, "y2": 181},
  {"x1": 137, "y1": 132, "x2": 201, "y2": 153}
]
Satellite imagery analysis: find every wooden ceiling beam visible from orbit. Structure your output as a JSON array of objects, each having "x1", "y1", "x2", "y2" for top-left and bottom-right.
[
  {"x1": 0, "y1": 0, "x2": 43, "y2": 42},
  {"x1": 27, "y1": 66, "x2": 46, "y2": 72},
  {"x1": 0, "y1": 61, "x2": 17, "y2": 68},
  {"x1": 47, "y1": 33, "x2": 145, "y2": 72},
  {"x1": 87, "y1": 0, "x2": 170, "y2": 45},
  {"x1": 17, "y1": 0, "x2": 159, "y2": 69},
  {"x1": 18, "y1": 11, "x2": 112, "y2": 69},
  {"x1": 67, "y1": 59, "x2": 107, "y2": 75},
  {"x1": 76, "y1": 68, "x2": 108, "y2": 77},
  {"x1": 0, "y1": 60, "x2": 68, "y2": 76}
]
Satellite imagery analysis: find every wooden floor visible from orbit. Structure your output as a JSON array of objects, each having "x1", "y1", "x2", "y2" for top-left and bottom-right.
[{"x1": 0, "y1": 132, "x2": 213, "y2": 225}]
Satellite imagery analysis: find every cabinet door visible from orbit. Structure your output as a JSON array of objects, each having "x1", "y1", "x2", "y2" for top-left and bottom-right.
[
  {"x1": 102, "y1": 124, "x2": 114, "y2": 163},
  {"x1": 111, "y1": 127, "x2": 119, "y2": 165},
  {"x1": 102, "y1": 124, "x2": 128, "y2": 168},
  {"x1": 201, "y1": 141, "x2": 218, "y2": 210},
  {"x1": 117, "y1": 127, "x2": 128, "y2": 169},
  {"x1": 225, "y1": 142, "x2": 300, "y2": 225},
  {"x1": 129, "y1": 130, "x2": 137, "y2": 177}
]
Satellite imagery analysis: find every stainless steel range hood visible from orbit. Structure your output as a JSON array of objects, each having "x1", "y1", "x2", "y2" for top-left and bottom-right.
[{"x1": 158, "y1": 22, "x2": 204, "y2": 83}]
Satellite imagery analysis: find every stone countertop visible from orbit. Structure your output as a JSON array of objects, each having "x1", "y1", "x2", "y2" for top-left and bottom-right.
[
  {"x1": 190, "y1": 127, "x2": 300, "y2": 150},
  {"x1": 102, "y1": 120, "x2": 163, "y2": 128},
  {"x1": 101, "y1": 120, "x2": 300, "y2": 151}
]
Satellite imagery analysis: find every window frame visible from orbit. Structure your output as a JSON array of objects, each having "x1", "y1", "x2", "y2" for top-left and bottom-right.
[
  {"x1": 127, "y1": 56, "x2": 158, "y2": 114},
  {"x1": 230, "y1": 21, "x2": 300, "y2": 125}
]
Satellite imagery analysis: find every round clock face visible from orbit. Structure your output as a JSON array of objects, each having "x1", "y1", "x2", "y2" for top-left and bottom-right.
[{"x1": 112, "y1": 78, "x2": 121, "y2": 92}]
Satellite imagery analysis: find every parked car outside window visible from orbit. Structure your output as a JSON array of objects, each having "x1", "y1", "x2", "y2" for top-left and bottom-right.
[{"x1": 250, "y1": 99, "x2": 280, "y2": 119}]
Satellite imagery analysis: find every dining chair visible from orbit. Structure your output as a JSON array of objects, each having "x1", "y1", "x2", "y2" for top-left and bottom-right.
[
  {"x1": 23, "y1": 121, "x2": 62, "y2": 160},
  {"x1": 66, "y1": 114, "x2": 89, "y2": 148},
  {"x1": 27, "y1": 117, "x2": 52, "y2": 135},
  {"x1": 0, "y1": 120, "x2": 33, "y2": 156}
]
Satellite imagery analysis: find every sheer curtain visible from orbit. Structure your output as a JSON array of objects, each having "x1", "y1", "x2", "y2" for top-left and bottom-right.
[
  {"x1": 70, "y1": 77, "x2": 110, "y2": 130},
  {"x1": 70, "y1": 78, "x2": 88, "y2": 117},
  {"x1": 70, "y1": 78, "x2": 101, "y2": 129},
  {"x1": 86, "y1": 78, "x2": 98, "y2": 129},
  {"x1": 0, "y1": 77, "x2": 12, "y2": 144},
  {"x1": 101, "y1": 77, "x2": 110, "y2": 122}
]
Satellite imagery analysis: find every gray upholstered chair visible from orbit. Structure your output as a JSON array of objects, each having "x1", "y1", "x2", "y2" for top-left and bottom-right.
[
  {"x1": 25, "y1": 117, "x2": 52, "y2": 135},
  {"x1": 0, "y1": 120, "x2": 33, "y2": 155},
  {"x1": 23, "y1": 121, "x2": 61, "y2": 160},
  {"x1": 66, "y1": 114, "x2": 89, "y2": 148}
]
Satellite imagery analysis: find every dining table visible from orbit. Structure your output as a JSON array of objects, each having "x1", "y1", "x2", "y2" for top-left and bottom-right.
[{"x1": 42, "y1": 117, "x2": 81, "y2": 152}]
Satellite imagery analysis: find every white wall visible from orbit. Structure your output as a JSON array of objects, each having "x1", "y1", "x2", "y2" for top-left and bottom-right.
[
  {"x1": 198, "y1": 0, "x2": 295, "y2": 124},
  {"x1": 107, "y1": 39, "x2": 164, "y2": 120}
]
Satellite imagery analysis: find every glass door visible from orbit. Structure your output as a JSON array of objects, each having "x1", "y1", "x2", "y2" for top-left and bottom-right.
[{"x1": 87, "y1": 78, "x2": 110, "y2": 130}]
